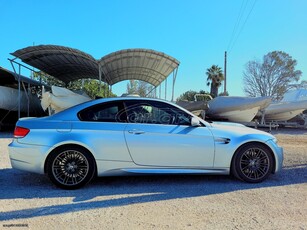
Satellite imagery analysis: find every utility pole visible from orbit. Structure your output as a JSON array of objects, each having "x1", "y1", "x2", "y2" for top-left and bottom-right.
[{"x1": 224, "y1": 51, "x2": 227, "y2": 95}]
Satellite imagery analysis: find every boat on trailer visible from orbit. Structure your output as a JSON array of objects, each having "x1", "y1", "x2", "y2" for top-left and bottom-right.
[
  {"x1": 0, "y1": 67, "x2": 45, "y2": 130},
  {"x1": 261, "y1": 89, "x2": 307, "y2": 122},
  {"x1": 41, "y1": 85, "x2": 91, "y2": 114},
  {"x1": 177, "y1": 94, "x2": 271, "y2": 123},
  {"x1": 205, "y1": 96, "x2": 271, "y2": 123},
  {"x1": 0, "y1": 85, "x2": 42, "y2": 113}
]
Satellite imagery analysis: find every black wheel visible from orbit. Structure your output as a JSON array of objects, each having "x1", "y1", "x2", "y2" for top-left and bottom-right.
[
  {"x1": 47, "y1": 146, "x2": 96, "y2": 189},
  {"x1": 231, "y1": 143, "x2": 273, "y2": 183}
]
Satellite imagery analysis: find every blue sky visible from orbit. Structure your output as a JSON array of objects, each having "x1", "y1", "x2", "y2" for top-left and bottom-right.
[{"x1": 0, "y1": 0, "x2": 306, "y2": 100}]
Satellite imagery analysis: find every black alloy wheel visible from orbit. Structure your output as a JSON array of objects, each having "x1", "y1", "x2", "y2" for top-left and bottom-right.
[
  {"x1": 47, "y1": 146, "x2": 96, "y2": 189},
  {"x1": 232, "y1": 143, "x2": 274, "y2": 183}
]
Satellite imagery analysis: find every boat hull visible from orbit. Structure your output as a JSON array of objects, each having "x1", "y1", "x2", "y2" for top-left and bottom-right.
[
  {"x1": 41, "y1": 86, "x2": 91, "y2": 113},
  {"x1": 0, "y1": 85, "x2": 42, "y2": 113},
  {"x1": 210, "y1": 106, "x2": 260, "y2": 123},
  {"x1": 263, "y1": 100, "x2": 307, "y2": 121},
  {"x1": 264, "y1": 109, "x2": 305, "y2": 121},
  {"x1": 206, "y1": 96, "x2": 271, "y2": 122}
]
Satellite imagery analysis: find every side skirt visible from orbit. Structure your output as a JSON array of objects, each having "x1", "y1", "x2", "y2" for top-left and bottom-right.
[{"x1": 120, "y1": 168, "x2": 230, "y2": 175}]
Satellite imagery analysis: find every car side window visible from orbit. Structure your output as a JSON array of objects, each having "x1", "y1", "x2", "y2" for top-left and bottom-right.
[
  {"x1": 124, "y1": 100, "x2": 191, "y2": 125},
  {"x1": 78, "y1": 101, "x2": 126, "y2": 122}
]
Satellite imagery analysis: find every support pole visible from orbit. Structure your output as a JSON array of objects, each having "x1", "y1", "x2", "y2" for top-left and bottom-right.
[
  {"x1": 171, "y1": 67, "x2": 178, "y2": 102},
  {"x1": 98, "y1": 65, "x2": 102, "y2": 93},
  {"x1": 224, "y1": 51, "x2": 227, "y2": 95},
  {"x1": 27, "y1": 83, "x2": 30, "y2": 117},
  {"x1": 164, "y1": 78, "x2": 167, "y2": 100},
  {"x1": 18, "y1": 65, "x2": 21, "y2": 119},
  {"x1": 171, "y1": 73, "x2": 175, "y2": 102}
]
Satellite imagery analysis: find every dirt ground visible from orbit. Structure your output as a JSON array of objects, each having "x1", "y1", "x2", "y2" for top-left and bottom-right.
[{"x1": 0, "y1": 129, "x2": 306, "y2": 230}]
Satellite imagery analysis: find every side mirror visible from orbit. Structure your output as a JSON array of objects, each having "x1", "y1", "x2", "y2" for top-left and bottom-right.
[{"x1": 191, "y1": 117, "x2": 201, "y2": 127}]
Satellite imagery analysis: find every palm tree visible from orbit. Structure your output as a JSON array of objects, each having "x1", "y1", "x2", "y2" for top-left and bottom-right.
[{"x1": 206, "y1": 65, "x2": 224, "y2": 98}]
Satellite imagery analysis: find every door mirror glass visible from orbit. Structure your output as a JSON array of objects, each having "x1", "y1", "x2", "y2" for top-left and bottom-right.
[{"x1": 191, "y1": 117, "x2": 200, "y2": 127}]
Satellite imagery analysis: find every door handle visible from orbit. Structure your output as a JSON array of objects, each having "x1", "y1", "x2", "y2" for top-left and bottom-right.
[{"x1": 128, "y1": 129, "x2": 145, "y2": 135}]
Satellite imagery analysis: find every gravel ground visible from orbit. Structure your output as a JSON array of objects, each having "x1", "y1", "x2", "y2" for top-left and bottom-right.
[{"x1": 0, "y1": 129, "x2": 306, "y2": 230}]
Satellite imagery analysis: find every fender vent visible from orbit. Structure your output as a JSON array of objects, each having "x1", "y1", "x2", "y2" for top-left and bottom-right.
[{"x1": 215, "y1": 137, "x2": 231, "y2": 144}]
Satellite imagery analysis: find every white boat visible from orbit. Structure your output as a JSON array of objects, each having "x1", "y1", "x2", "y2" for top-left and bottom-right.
[
  {"x1": 176, "y1": 101, "x2": 208, "y2": 115},
  {"x1": 0, "y1": 67, "x2": 46, "y2": 129},
  {"x1": 262, "y1": 89, "x2": 307, "y2": 121},
  {"x1": 0, "y1": 67, "x2": 45, "y2": 114},
  {"x1": 41, "y1": 86, "x2": 92, "y2": 114},
  {"x1": 0, "y1": 85, "x2": 42, "y2": 113},
  {"x1": 282, "y1": 88, "x2": 307, "y2": 101},
  {"x1": 263, "y1": 102, "x2": 307, "y2": 121},
  {"x1": 206, "y1": 96, "x2": 271, "y2": 122}
]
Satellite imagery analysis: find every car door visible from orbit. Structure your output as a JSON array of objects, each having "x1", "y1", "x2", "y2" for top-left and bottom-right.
[
  {"x1": 77, "y1": 100, "x2": 131, "y2": 161},
  {"x1": 123, "y1": 100, "x2": 215, "y2": 167}
]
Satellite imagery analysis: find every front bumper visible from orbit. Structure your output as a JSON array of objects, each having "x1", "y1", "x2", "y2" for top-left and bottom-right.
[{"x1": 266, "y1": 139, "x2": 283, "y2": 173}]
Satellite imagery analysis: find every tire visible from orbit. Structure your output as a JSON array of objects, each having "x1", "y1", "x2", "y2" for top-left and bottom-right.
[
  {"x1": 231, "y1": 143, "x2": 274, "y2": 183},
  {"x1": 47, "y1": 146, "x2": 96, "y2": 189}
]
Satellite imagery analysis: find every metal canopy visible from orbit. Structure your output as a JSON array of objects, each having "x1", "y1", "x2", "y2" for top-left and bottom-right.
[
  {"x1": 11, "y1": 45, "x2": 99, "y2": 84},
  {"x1": 10, "y1": 45, "x2": 180, "y2": 99},
  {"x1": 98, "y1": 49, "x2": 180, "y2": 87}
]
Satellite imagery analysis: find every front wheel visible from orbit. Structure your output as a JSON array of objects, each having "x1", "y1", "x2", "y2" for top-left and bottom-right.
[
  {"x1": 231, "y1": 143, "x2": 274, "y2": 183},
  {"x1": 47, "y1": 146, "x2": 96, "y2": 189}
]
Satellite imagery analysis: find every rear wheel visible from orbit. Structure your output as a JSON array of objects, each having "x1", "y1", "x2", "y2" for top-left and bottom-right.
[
  {"x1": 231, "y1": 143, "x2": 273, "y2": 183},
  {"x1": 47, "y1": 146, "x2": 96, "y2": 189}
]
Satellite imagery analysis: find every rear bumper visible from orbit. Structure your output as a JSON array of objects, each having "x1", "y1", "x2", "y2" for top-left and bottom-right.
[{"x1": 8, "y1": 140, "x2": 51, "y2": 174}]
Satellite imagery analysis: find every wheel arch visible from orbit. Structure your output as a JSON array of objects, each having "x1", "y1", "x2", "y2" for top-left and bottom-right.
[
  {"x1": 230, "y1": 141, "x2": 276, "y2": 174},
  {"x1": 44, "y1": 143, "x2": 97, "y2": 175}
]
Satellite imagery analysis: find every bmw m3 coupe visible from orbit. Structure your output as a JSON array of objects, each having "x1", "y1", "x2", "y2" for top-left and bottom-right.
[{"x1": 8, "y1": 97, "x2": 283, "y2": 189}]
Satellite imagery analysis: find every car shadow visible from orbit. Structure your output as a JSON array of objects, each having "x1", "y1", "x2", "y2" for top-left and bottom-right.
[{"x1": 0, "y1": 165, "x2": 306, "y2": 221}]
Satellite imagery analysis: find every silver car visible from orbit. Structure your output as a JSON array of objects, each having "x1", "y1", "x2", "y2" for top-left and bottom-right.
[{"x1": 8, "y1": 97, "x2": 283, "y2": 189}]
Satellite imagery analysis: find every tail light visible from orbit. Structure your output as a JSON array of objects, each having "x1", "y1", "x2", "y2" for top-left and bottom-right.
[{"x1": 14, "y1": 126, "x2": 30, "y2": 138}]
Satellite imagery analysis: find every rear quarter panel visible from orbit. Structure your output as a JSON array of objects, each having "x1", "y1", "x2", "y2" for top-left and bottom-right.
[{"x1": 16, "y1": 119, "x2": 132, "y2": 162}]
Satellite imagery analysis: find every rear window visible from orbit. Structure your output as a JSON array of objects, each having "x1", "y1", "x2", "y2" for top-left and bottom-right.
[{"x1": 78, "y1": 101, "x2": 126, "y2": 122}]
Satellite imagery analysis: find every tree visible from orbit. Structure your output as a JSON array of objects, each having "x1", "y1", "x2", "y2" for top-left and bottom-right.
[
  {"x1": 126, "y1": 80, "x2": 155, "y2": 97},
  {"x1": 33, "y1": 71, "x2": 65, "y2": 87},
  {"x1": 127, "y1": 80, "x2": 138, "y2": 95},
  {"x1": 32, "y1": 72, "x2": 115, "y2": 99},
  {"x1": 219, "y1": 91, "x2": 229, "y2": 96},
  {"x1": 176, "y1": 90, "x2": 210, "y2": 101},
  {"x1": 68, "y1": 79, "x2": 116, "y2": 99},
  {"x1": 206, "y1": 65, "x2": 224, "y2": 98},
  {"x1": 243, "y1": 51, "x2": 302, "y2": 100}
]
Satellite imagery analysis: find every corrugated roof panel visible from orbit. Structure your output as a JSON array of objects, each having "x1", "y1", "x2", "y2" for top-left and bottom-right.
[
  {"x1": 99, "y1": 48, "x2": 179, "y2": 86},
  {"x1": 11, "y1": 45, "x2": 99, "y2": 84},
  {"x1": 11, "y1": 46, "x2": 179, "y2": 87}
]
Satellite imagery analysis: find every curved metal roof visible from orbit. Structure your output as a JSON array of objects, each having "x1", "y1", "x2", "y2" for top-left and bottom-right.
[
  {"x1": 11, "y1": 45, "x2": 99, "y2": 84},
  {"x1": 99, "y1": 49, "x2": 179, "y2": 86},
  {"x1": 11, "y1": 45, "x2": 179, "y2": 87}
]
